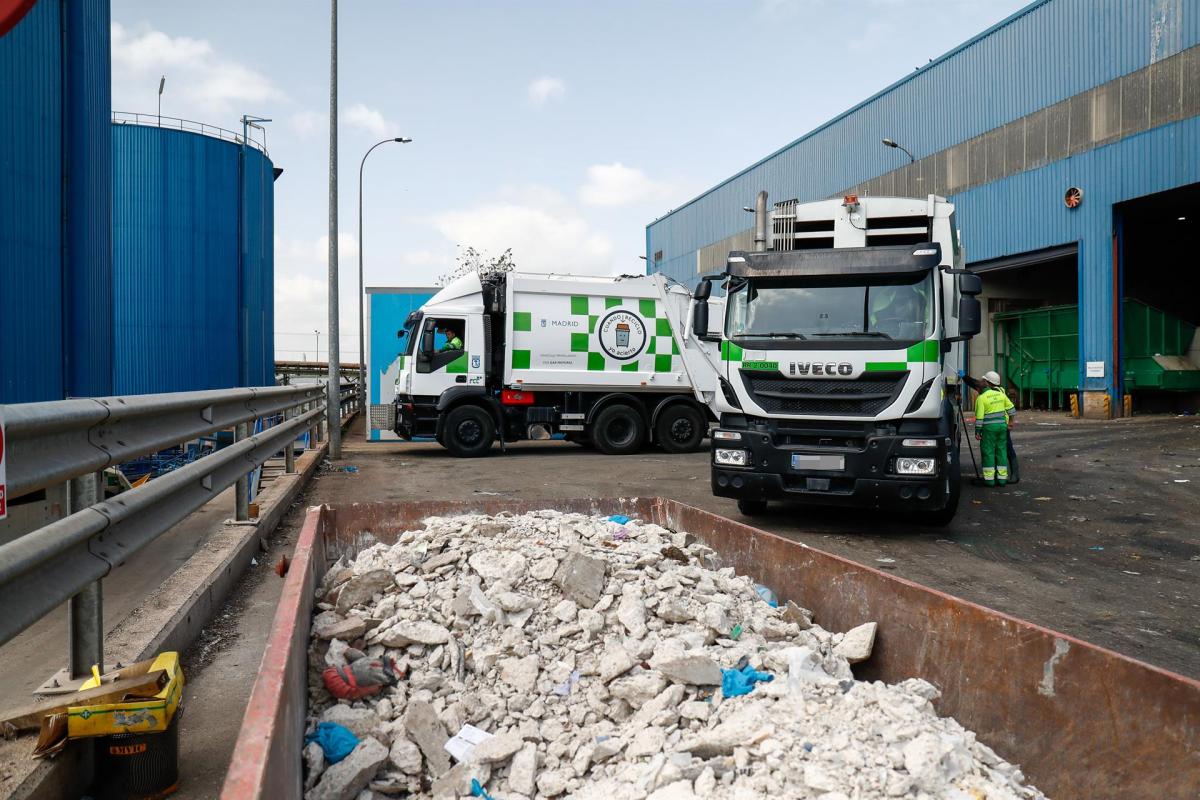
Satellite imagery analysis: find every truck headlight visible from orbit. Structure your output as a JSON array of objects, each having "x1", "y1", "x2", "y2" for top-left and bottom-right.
[
  {"x1": 896, "y1": 457, "x2": 936, "y2": 475},
  {"x1": 713, "y1": 430, "x2": 743, "y2": 441},
  {"x1": 714, "y1": 448, "x2": 748, "y2": 466}
]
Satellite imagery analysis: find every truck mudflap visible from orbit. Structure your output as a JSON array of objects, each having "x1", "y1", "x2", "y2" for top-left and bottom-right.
[
  {"x1": 711, "y1": 430, "x2": 952, "y2": 510},
  {"x1": 223, "y1": 498, "x2": 1200, "y2": 800}
]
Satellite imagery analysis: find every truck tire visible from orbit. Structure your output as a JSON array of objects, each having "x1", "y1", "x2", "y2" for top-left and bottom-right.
[
  {"x1": 920, "y1": 444, "x2": 961, "y2": 526},
  {"x1": 655, "y1": 404, "x2": 706, "y2": 453},
  {"x1": 591, "y1": 404, "x2": 646, "y2": 455},
  {"x1": 737, "y1": 498, "x2": 768, "y2": 516},
  {"x1": 442, "y1": 405, "x2": 495, "y2": 458}
]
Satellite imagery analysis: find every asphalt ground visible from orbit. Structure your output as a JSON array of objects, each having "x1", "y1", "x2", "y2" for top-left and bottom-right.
[{"x1": 167, "y1": 411, "x2": 1198, "y2": 797}]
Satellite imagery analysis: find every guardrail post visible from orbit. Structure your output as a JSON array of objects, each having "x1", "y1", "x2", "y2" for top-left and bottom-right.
[
  {"x1": 284, "y1": 407, "x2": 296, "y2": 474},
  {"x1": 67, "y1": 472, "x2": 104, "y2": 679},
  {"x1": 235, "y1": 423, "x2": 250, "y2": 521}
]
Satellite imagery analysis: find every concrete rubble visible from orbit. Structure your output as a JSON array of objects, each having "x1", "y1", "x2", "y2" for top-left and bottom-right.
[{"x1": 303, "y1": 510, "x2": 1047, "y2": 799}]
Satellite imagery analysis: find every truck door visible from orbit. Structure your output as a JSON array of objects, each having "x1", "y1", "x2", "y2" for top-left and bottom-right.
[{"x1": 412, "y1": 317, "x2": 473, "y2": 396}]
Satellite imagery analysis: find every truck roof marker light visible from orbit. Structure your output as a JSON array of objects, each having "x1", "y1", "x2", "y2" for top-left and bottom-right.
[
  {"x1": 843, "y1": 195, "x2": 859, "y2": 207},
  {"x1": 728, "y1": 256, "x2": 746, "y2": 263},
  {"x1": 912, "y1": 248, "x2": 937, "y2": 256}
]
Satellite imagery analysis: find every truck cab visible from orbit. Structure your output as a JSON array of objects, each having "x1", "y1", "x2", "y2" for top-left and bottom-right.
[{"x1": 698, "y1": 195, "x2": 982, "y2": 524}]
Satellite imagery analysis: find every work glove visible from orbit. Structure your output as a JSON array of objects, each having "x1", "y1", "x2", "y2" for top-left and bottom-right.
[
  {"x1": 975, "y1": 431, "x2": 981, "y2": 441},
  {"x1": 322, "y1": 655, "x2": 404, "y2": 700}
]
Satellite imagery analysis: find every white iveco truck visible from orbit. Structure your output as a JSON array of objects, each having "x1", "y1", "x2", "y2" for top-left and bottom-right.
[
  {"x1": 696, "y1": 193, "x2": 982, "y2": 524},
  {"x1": 391, "y1": 271, "x2": 723, "y2": 457}
]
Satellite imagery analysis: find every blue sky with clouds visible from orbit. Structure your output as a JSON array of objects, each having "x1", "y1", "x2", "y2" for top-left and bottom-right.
[{"x1": 110, "y1": 0, "x2": 1029, "y2": 361}]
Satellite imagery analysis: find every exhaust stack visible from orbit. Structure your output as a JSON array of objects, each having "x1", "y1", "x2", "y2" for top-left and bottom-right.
[{"x1": 753, "y1": 190, "x2": 769, "y2": 252}]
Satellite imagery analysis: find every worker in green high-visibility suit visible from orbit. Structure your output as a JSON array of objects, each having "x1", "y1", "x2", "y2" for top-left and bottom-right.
[{"x1": 974, "y1": 371, "x2": 1016, "y2": 486}]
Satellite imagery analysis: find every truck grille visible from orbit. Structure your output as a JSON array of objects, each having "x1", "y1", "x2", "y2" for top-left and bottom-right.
[{"x1": 739, "y1": 370, "x2": 908, "y2": 416}]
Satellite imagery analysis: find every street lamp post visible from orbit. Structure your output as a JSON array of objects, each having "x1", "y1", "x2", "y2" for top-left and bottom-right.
[
  {"x1": 881, "y1": 137, "x2": 915, "y2": 164},
  {"x1": 358, "y1": 137, "x2": 412, "y2": 435},
  {"x1": 327, "y1": 0, "x2": 341, "y2": 458},
  {"x1": 315, "y1": 330, "x2": 321, "y2": 362},
  {"x1": 157, "y1": 75, "x2": 165, "y2": 125}
]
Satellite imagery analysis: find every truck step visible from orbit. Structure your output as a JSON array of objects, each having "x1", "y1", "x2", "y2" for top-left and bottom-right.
[
  {"x1": 559, "y1": 424, "x2": 585, "y2": 431},
  {"x1": 561, "y1": 413, "x2": 585, "y2": 420}
]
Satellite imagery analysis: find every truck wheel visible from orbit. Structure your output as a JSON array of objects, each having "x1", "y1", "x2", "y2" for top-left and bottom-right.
[
  {"x1": 442, "y1": 406, "x2": 495, "y2": 458},
  {"x1": 737, "y1": 498, "x2": 768, "y2": 516},
  {"x1": 921, "y1": 445, "x2": 961, "y2": 526},
  {"x1": 592, "y1": 404, "x2": 646, "y2": 455},
  {"x1": 655, "y1": 404, "x2": 706, "y2": 453}
]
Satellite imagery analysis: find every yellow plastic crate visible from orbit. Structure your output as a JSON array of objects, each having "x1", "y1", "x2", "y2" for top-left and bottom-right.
[{"x1": 67, "y1": 652, "x2": 184, "y2": 739}]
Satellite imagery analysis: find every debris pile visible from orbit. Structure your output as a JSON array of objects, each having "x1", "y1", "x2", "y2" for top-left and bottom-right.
[{"x1": 303, "y1": 511, "x2": 1046, "y2": 799}]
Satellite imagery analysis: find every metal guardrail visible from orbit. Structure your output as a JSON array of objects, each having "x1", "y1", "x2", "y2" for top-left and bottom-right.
[
  {"x1": 0, "y1": 382, "x2": 362, "y2": 660},
  {"x1": 112, "y1": 111, "x2": 269, "y2": 155}
]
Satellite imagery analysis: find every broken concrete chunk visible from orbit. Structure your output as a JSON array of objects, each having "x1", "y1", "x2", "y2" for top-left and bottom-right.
[
  {"x1": 403, "y1": 701, "x2": 451, "y2": 777},
  {"x1": 320, "y1": 706, "x2": 383, "y2": 741},
  {"x1": 377, "y1": 621, "x2": 450, "y2": 647},
  {"x1": 335, "y1": 570, "x2": 395, "y2": 613},
  {"x1": 468, "y1": 550, "x2": 527, "y2": 583},
  {"x1": 508, "y1": 743, "x2": 538, "y2": 794},
  {"x1": 610, "y1": 670, "x2": 668, "y2": 706},
  {"x1": 655, "y1": 596, "x2": 693, "y2": 623},
  {"x1": 599, "y1": 644, "x2": 637, "y2": 683},
  {"x1": 499, "y1": 655, "x2": 540, "y2": 693},
  {"x1": 305, "y1": 736, "x2": 388, "y2": 800},
  {"x1": 313, "y1": 616, "x2": 368, "y2": 641},
  {"x1": 388, "y1": 736, "x2": 422, "y2": 775},
  {"x1": 303, "y1": 741, "x2": 326, "y2": 792},
  {"x1": 616, "y1": 587, "x2": 648, "y2": 639},
  {"x1": 627, "y1": 727, "x2": 667, "y2": 758},
  {"x1": 553, "y1": 550, "x2": 607, "y2": 608},
  {"x1": 833, "y1": 621, "x2": 877, "y2": 664},
  {"x1": 656, "y1": 655, "x2": 722, "y2": 686},
  {"x1": 469, "y1": 731, "x2": 524, "y2": 765}
]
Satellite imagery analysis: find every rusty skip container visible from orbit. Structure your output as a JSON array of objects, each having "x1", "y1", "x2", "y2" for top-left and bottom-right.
[{"x1": 222, "y1": 498, "x2": 1200, "y2": 799}]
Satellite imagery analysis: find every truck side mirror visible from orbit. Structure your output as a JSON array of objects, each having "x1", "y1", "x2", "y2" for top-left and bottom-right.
[
  {"x1": 421, "y1": 327, "x2": 435, "y2": 355},
  {"x1": 957, "y1": 272, "x2": 982, "y2": 296},
  {"x1": 692, "y1": 280, "x2": 712, "y2": 338},
  {"x1": 958, "y1": 296, "x2": 982, "y2": 338},
  {"x1": 692, "y1": 302, "x2": 709, "y2": 339}
]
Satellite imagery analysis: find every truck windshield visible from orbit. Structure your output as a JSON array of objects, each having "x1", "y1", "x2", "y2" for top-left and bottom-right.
[{"x1": 726, "y1": 270, "x2": 934, "y2": 345}]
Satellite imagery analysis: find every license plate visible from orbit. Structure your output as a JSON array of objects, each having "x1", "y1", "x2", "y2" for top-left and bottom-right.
[{"x1": 791, "y1": 453, "x2": 844, "y2": 471}]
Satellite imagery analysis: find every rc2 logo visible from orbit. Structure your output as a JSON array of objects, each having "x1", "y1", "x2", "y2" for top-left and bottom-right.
[{"x1": 597, "y1": 310, "x2": 647, "y2": 361}]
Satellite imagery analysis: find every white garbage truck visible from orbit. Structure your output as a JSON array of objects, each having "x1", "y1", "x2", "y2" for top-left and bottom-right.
[
  {"x1": 696, "y1": 193, "x2": 982, "y2": 524},
  {"x1": 391, "y1": 271, "x2": 724, "y2": 457}
]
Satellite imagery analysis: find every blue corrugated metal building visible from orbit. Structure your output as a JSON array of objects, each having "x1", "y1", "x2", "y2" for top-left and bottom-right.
[
  {"x1": 646, "y1": 0, "x2": 1200, "y2": 416},
  {"x1": 111, "y1": 121, "x2": 278, "y2": 394},
  {"x1": 0, "y1": 0, "x2": 112, "y2": 404}
]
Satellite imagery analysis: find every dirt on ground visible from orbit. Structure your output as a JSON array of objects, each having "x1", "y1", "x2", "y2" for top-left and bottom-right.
[{"x1": 170, "y1": 411, "x2": 1199, "y2": 798}]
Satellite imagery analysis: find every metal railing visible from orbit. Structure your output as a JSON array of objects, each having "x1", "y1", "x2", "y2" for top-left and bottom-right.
[
  {"x1": 0, "y1": 382, "x2": 360, "y2": 669},
  {"x1": 112, "y1": 111, "x2": 269, "y2": 155}
]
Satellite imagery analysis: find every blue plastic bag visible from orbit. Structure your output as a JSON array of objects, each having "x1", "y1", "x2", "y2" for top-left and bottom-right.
[
  {"x1": 607, "y1": 514, "x2": 631, "y2": 524},
  {"x1": 753, "y1": 584, "x2": 779, "y2": 607},
  {"x1": 471, "y1": 779, "x2": 496, "y2": 800},
  {"x1": 304, "y1": 721, "x2": 359, "y2": 764},
  {"x1": 721, "y1": 665, "x2": 774, "y2": 697}
]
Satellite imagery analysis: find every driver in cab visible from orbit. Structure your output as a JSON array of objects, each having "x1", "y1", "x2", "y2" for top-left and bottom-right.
[
  {"x1": 869, "y1": 284, "x2": 926, "y2": 339},
  {"x1": 438, "y1": 323, "x2": 463, "y2": 352}
]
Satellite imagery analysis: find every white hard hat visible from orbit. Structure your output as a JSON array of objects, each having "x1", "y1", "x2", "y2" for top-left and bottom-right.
[{"x1": 982, "y1": 370, "x2": 1001, "y2": 386}]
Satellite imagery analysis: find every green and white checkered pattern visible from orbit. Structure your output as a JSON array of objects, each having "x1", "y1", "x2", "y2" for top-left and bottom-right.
[{"x1": 510, "y1": 294, "x2": 680, "y2": 374}]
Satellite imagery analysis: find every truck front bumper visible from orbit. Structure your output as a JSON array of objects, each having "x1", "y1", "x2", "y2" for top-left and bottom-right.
[
  {"x1": 392, "y1": 397, "x2": 439, "y2": 440},
  {"x1": 711, "y1": 428, "x2": 953, "y2": 511}
]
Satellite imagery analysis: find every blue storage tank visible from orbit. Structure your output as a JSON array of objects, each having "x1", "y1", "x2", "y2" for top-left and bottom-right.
[
  {"x1": 0, "y1": 0, "x2": 113, "y2": 404},
  {"x1": 111, "y1": 121, "x2": 276, "y2": 394}
]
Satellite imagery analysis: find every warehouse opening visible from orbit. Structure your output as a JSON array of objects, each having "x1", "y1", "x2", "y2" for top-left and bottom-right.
[
  {"x1": 967, "y1": 246, "x2": 1079, "y2": 410},
  {"x1": 1116, "y1": 183, "x2": 1200, "y2": 412}
]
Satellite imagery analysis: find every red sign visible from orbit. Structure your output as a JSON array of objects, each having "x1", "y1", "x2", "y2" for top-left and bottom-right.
[
  {"x1": 0, "y1": 408, "x2": 7, "y2": 520},
  {"x1": 0, "y1": 0, "x2": 37, "y2": 39}
]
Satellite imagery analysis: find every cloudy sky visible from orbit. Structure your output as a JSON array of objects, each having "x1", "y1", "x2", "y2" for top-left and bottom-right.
[{"x1": 110, "y1": 0, "x2": 1029, "y2": 362}]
